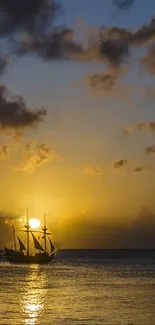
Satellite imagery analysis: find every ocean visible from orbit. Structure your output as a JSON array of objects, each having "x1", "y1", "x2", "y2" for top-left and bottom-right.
[{"x1": 0, "y1": 249, "x2": 155, "y2": 325}]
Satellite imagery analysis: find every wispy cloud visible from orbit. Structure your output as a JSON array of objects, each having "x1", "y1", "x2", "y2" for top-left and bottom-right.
[
  {"x1": 124, "y1": 122, "x2": 155, "y2": 135},
  {"x1": 84, "y1": 163, "x2": 105, "y2": 176},
  {"x1": 84, "y1": 158, "x2": 151, "y2": 176},
  {"x1": 0, "y1": 143, "x2": 10, "y2": 160},
  {"x1": 133, "y1": 164, "x2": 151, "y2": 173},
  {"x1": 85, "y1": 68, "x2": 132, "y2": 100},
  {"x1": 15, "y1": 141, "x2": 61, "y2": 173}
]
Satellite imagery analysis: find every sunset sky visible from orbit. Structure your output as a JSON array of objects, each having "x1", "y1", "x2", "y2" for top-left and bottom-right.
[{"x1": 1, "y1": 0, "x2": 155, "y2": 248}]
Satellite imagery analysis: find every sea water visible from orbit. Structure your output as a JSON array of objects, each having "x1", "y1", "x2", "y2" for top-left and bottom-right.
[{"x1": 0, "y1": 249, "x2": 155, "y2": 325}]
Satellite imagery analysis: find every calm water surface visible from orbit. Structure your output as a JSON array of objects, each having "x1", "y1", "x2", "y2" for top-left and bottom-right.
[{"x1": 0, "y1": 250, "x2": 155, "y2": 325}]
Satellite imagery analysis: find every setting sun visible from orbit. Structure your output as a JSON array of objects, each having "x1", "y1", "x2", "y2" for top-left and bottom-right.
[{"x1": 29, "y1": 218, "x2": 40, "y2": 229}]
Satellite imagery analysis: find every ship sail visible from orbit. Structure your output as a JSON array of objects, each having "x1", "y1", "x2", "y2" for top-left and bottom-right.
[
  {"x1": 17, "y1": 236, "x2": 26, "y2": 251},
  {"x1": 31, "y1": 233, "x2": 44, "y2": 252},
  {"x1": 48, "y1": 237, "x2": 55, "y2": 254}
]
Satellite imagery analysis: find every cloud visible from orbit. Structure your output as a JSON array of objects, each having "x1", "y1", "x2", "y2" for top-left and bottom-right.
[
  {"x1": 145, "y1": 146, "x2": 155, "y2": 154},
  {"x1": 131, "y1": 18, "x2": 155, "y2": 45},
  {"x1": 1, "y1": 0, "x2": 155, "y2": 81},
  {"x1": 0, "y1": 0, "x2": 59, "y2": 37},
  {"x1": 85, "y1": 68, "x2": 132, "y2": 100},
  {"x1": 124, "y1": 122, "x2": 155, "y2": 134},
  {"x1": 141, "y1": 46, "x2": 155, "y2": 75},
  {"x1": 133, "y1": 164, "x2": 151, "y2": 173},
  {"x1": 85, "y1": 159, "x2": 129, "y2": 175},
  {"x1": 0, "y1": 143, "x2": 10, "y2": 159},
  {"x1": 16, "y1": 28, "x2": 78, "y2": 61},
  {"x1": 114, "y1": 159, "x2": 128, "y2": 168},
  {"x1": 0, "y1": 85, "x2": 46, "y2": 133},
  {"x1": 133, "y1": 166, "x2": 144, "y2": 173},
  {"x1": 84, "y1": 163, "x2": 105, "y2": 176},
  {"x1": 95, "y1": 18, "x2": 155, "y2": 66},
  {"x1": 1, "y1": 1, "x2": 155, "y2": 70},
  {"x1": 0, "y1": 1, "x2": 84, "y2": 65},
  {"x1": 113, "y1": 0, "x2": 136, "y2": 10},
  {"x1": 0, "y1": 1, "x2": 60, "y2": 74},
  {"x1": 16, "y1": 141, "x2": 61, "y2": 172},
  {"x1": 80, "y1": 17, "x2": 155, "y2": 69},
  {"x1": 87, "y1": 69, "x2": 118, "y2": 91},
  {"x1": 99, "y1": 38, "x2": 130, "y2": 67},
  {"x1": 87, "y1": 72, "x2": 116, "y2": 92}
]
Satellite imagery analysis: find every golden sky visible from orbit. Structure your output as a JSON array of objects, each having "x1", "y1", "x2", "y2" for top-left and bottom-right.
[{"x1": 1, "y1": 0, "x2": 155, "y2": 248}]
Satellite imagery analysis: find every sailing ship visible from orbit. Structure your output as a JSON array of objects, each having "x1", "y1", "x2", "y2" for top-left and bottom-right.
[{"x1": 5, "y1": 210, "x2": 57, "y2": 264}]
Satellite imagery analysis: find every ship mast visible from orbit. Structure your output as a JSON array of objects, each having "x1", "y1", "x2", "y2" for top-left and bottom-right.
[
  {"x1": 25, "y1": 207, "x2": 30, "y2": 256},
  {"x1": 12, "y1": 225, "x2": 17, "y2": 250},
  {"x1": 42, "y1": 214, "x2": 47, "y2": 252}
]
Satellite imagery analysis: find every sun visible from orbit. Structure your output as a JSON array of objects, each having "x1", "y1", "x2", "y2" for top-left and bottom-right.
[{"x1": 29, "y1": 218, "x2": 40, "y2": 229}]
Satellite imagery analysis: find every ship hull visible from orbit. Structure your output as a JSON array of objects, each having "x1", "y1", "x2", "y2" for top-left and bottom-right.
[{"x1": 5, "y1": 247, "x2": 55, "y2": 264}]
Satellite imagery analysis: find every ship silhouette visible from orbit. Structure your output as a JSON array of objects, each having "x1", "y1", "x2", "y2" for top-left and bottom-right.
[{"x1": 5, "y1": 209, "x2": 57, "y2": 264}]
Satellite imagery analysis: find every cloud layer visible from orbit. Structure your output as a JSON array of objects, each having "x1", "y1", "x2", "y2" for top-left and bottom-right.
[{"x1": 0, "y1": 85, "x2": 46, "y2": 133}]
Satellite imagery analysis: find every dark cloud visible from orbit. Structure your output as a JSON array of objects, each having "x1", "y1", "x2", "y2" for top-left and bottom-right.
[
  {"x1": 0, "y1": 0, "x2": 60, "y2": 72},
  {"x1": 113, "y1": 0, "x2": 136, "y2": 10},
  {"x1": 0, "y1": 0, "x2": 155, "y2": 77},
  {"x1": 15, "y1": 28, "x2": 76, "y2": 60},
  {"x1": 0, "y1": 85, "x2": 46, "y2": 133},
  {"x1": 0, "y1": 0, "x2": 59, "y2": 37},
  {"x1": 133, "y1": 166, "x2": 143, "y2": 173},
  {"x1": 99, "y1": 39, "x2": 129, "y2": 67},
  {"x1": 98, "y1": 18, "x2": 155, "y2": 69},
  {"x1": 0, "y1": 1, "x2": 84, "y2": 65},
  {"x1": 114, "y1": 159, "x2": 128, "y2": 168},
  {"x1": 145, "y1": 146, "x2": 155, "y2": 154},
  {"x1": 132, "y1": 18, "x2": 155, "y2": 45},
  {"x1": 86, "y1": 18, "x2": 155, "y2": 69},
  {"x1": 0, "y1": 0, "x2": 155, "y2": 71}
]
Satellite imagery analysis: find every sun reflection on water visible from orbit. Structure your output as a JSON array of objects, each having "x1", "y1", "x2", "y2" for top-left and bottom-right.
[{"x1": 20, "y1": 265, "x2": 47, "y2": 325}]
